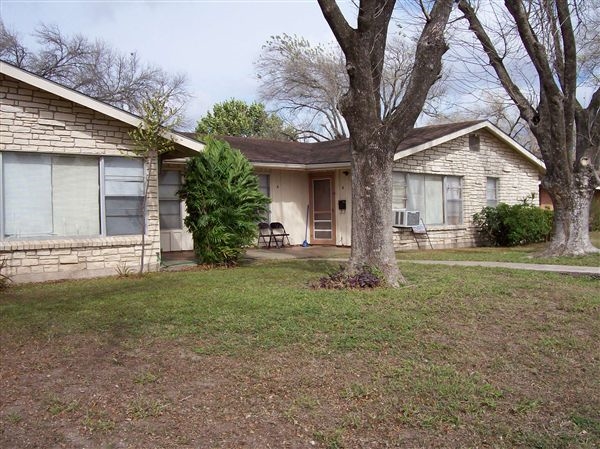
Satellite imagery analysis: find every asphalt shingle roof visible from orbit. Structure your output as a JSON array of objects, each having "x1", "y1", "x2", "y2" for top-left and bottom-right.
[{"x1": 185, "y1": 120, "x2": 487, "y2": 166}]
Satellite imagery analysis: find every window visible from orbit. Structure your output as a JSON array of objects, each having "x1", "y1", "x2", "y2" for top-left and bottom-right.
[
  {"x1": 104, "y1": 157, "x2": 144, "y2": 236},
  {"x1": 469, "y1": 134, "x2": 480, "y2": 151},
  {"x1": 392, "y1": 172, "x2": 407, "y2": 210},
  {"x1": 486, "y1": 177, "x2": 498, "y2": 207},
  {"x1": 257, "y1": 174, "x2": 270, "y2": 198},
  {"x1": 1, "y1": 152, "x2": 144, "y2": 239},
  {"x1": 2, "y1": 153, "x2": 100, "y2": 238},
  {"x1": 257, "y1": 174, "x2": 271, "y2": 221},
  {"x1": 159, "y1": 170, "x2": 182, "y2": 230},
  {"x1": 393, "y1": 172, "x2": 462, "y2": 225}
]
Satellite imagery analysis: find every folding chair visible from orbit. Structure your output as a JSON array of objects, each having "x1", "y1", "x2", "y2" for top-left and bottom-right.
[
  {"x1": 269, "y1": 222, "x2": 290, "y2": 248},
  {"x1": 257, "y1": 222, "x2": 273, "y2": 248},
  {"x1": 411, "y1": 219, "x2": 433, "y2": 250}
]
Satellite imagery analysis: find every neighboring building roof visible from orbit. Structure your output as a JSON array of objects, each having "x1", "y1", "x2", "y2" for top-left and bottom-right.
[
  {"x1": 189, "y1": 120, "x2": 545, "y2": 172},
  {"x1": 0, "y1": 61, "x2": 204, "y2": 158}
]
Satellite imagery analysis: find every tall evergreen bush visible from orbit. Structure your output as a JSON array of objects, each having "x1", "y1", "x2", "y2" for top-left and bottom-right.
[{"x1": 179, "y1": 138, "x2": 270, "y2": 265}]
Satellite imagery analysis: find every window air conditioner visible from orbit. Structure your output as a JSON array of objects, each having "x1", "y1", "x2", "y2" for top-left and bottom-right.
[{"x1": 392, "y1": 209, "x2": 421, "y2": 227}]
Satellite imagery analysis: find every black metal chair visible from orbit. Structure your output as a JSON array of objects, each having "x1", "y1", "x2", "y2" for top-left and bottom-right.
[
  {"x1": 257, "y1": 222, "x2": 273, "y2": 248},
  {"x1": 269, "y1": 222, "x2": 290, "y2": 248}
]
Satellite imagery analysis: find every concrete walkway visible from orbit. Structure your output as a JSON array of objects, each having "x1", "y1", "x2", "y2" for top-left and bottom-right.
[
  {"x1": 396, "y1": 259, "x2": 600, "y2": 276},
  {"x1": 165, "y1": 247, "x2": 599, "y2": 276}
]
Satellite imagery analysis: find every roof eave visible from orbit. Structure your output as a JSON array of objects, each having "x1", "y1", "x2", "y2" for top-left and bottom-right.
[{"x1": 251, "y1": 161, "x2": 351, "y2": 170}]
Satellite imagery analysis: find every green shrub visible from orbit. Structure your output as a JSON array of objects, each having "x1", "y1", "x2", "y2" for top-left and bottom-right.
[
  {"x1": 179, "y1": 138, "x2": 270, "y2": 265},
  {"x1": 473, "y1": 200, "x2": 553, "y2": 246}
]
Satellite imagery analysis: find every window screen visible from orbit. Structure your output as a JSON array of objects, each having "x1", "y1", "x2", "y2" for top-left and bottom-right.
[
  {"x1": 445, "y1": 176, "x2": 462, "y2": 225},
  {"x1": 52, "y1": 156, "x2": 100, "y2": 236},
  {"x1": 486, "y1": 177, "x2": 498, "y2": 207},
  {"x1": 159, "y1": 170, "x2": 182, "y2": 230},
  {"x1": 3, "y1": 153, "x2": 53, "y2": 237},
  {"x1": 392, "y1": 172, "x2": 407, "y2": 210},
  {"x1": 257, "y1": 174, "x2": 271, "y2": 221},
  {"x1": 2, "y1": 153, "x2": 100, "y2": 238},
  {"x1": 401, "y1": 172, "x2": 463, "y2": 226},
  {"x1": 104, "y1": 157, "x2": 144, "y2": 236}
]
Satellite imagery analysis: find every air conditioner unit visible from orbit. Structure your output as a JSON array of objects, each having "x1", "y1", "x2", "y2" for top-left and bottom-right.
[{"x1": 392, "y1": 209, "x2": 421, "y2": 227}]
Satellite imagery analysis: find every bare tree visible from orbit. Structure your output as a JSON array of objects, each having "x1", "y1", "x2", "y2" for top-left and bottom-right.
[
  {"x1": 256, "y1": 31, "x2": 449, "y2": 142},
  {"x1": 0, "y1": 20, "x2": 187, "y2": 116},
  {"x1": 256, "y1": 34, "x2": 348, "y2": 141},
  {"x1": 0, "y1": 21, "x2": 28, "y2": 66},
  {"x1": 317, "y1": 0, "x2": 453, "y2": 286},
  {"x1": 457, "y1": 0, "x2": 599, "y2": 256}
]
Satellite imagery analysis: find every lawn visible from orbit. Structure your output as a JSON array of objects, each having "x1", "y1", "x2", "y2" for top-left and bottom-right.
[
  {"x1": 1, "y1": 261, "x2": 599, "y2": 448},
  {"x1": 397, "y1": 231, "x2": 600, "y2": 267}
]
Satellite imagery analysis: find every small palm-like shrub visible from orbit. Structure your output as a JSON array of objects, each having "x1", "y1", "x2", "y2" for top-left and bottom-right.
[{"x1": 179, "y1": 138, "x2": 270, "y2": 265}]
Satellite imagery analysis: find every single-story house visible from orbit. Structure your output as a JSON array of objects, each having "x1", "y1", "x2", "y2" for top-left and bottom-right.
[
  {"x1": 214, "y1": 121, "x2": 545, "y2": 249},
  {"x1": 0, "y1": 62, "x2": 203, "y2": 283},
  {"x1": 1, "y1": 61, "x2": 545, "y2": 283}
]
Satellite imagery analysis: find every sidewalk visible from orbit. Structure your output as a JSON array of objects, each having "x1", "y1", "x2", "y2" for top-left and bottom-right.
[
  {"x1": 396, "y1": 259, "x2": 600, "y2": 276},
  {"x1": 164, "y1": 246, "x2": 599, "y2": 276}
]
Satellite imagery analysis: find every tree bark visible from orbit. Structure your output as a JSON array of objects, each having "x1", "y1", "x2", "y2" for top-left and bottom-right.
[
  {"x1": 349, "y1": 141, "x2": 405, "y2": 286},
  {"x1": 317, "y1": 0, "x2": 453, "y2": 286},
  {"x1": 542, "y1": 175, "x2": 598, "y2": 256},
  {"x1": 458, "y1": 0, "x2": 599, "y2": 257}
]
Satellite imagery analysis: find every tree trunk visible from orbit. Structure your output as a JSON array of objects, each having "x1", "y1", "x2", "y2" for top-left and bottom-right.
[
  {"x1": 350, "y1": 141, "x2": 405, "y2": 287},
  {"x1": 542, "y1": 176, "x2": 598, "y2": 256}
]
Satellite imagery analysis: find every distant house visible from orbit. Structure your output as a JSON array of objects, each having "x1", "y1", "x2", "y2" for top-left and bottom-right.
[
  {"x1": 0, "y1": 62, "x2": 202, "y2": 283},
  {"x1": 216, "y1": 121, "x2": 545, "y2": 249},
  {"x1": 1, "y1": 61, "x2": 545, "y2": 284}
]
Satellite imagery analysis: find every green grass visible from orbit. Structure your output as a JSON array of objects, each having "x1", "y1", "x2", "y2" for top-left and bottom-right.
[
  {"x1": 397, "y1": 231, "x2": 600, "y2": 266},
  {"x1": 1, "y1": 261, "x2": 599, "y2": 447},
  {"x1": 1, "y1": 261, "x2": 598, "y2": 353}
]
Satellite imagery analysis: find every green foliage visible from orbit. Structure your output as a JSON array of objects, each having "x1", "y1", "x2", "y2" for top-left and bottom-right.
[
  {"x1": 473, "y1": 199, "x2": 553, "y2": 246},
  {"x1": 128, "y1": 95, "x2": 180, "y2": 274},
  {"x1": 129, "y1": 96, "x2": 180, "y2": 157},
  {"x1": 195, "y1": 99, "x2": 296, "y2": 141},
  {"x1": 179, "y1": 138, "x2": 270, "y2": 265}
]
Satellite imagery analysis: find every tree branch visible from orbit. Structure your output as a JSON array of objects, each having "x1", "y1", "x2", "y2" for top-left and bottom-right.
[{"x1": 458, "y1": 0, "x2": 538, "y2": 125}]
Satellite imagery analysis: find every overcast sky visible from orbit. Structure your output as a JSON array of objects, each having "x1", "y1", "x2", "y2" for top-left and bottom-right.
[{"x1": 1, "y1": 0, "x2": 355, "y2": 127}]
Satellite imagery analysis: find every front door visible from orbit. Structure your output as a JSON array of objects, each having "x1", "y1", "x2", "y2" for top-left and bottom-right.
[{"x1": 310, "y1": 174, "x2": 335, "y2": 245}]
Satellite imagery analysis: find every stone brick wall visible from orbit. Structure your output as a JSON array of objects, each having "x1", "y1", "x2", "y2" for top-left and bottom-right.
[
  {"x1": 392, "y1": 131, "x2": 541, "y2": 250},
  {"x1": 0, "y1": 74, "x2": 161, "y2": 283}
]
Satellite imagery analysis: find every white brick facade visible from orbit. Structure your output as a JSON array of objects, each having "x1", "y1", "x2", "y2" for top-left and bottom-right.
[
  {"x1": 0, "y1": 74, "x2": 161, "y2": 283},
  {"x1": 392, "y1": 131, "x2": 541, "y2": 250}
]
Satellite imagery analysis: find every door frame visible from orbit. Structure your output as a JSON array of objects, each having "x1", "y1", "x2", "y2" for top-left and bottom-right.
[{"x1": 309, "y1": 172, "x2": 336, "y2": 245}]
